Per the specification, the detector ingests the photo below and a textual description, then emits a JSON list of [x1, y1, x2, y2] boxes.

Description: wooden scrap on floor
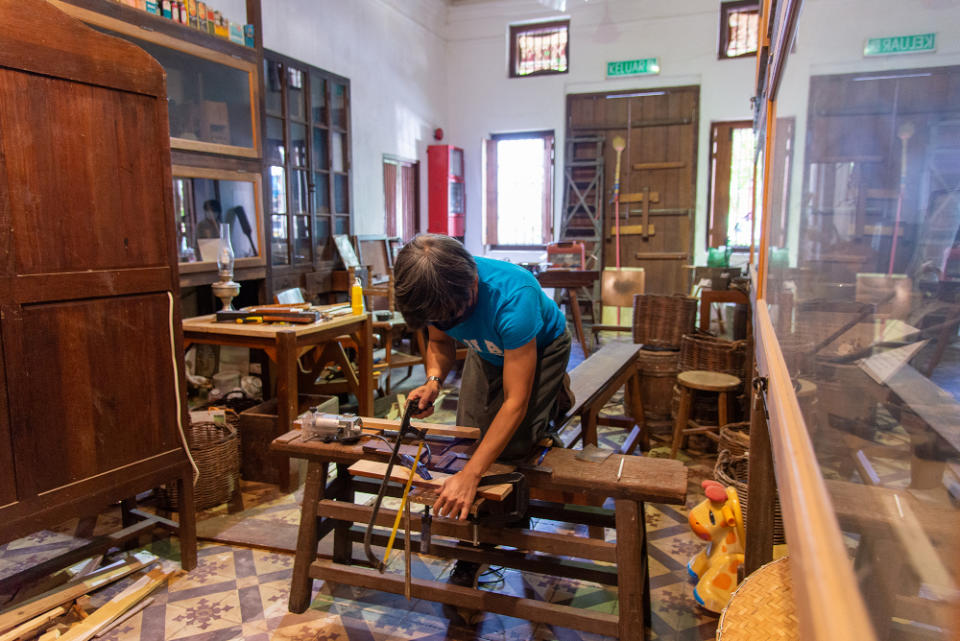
[[0, 553, 156, 635], [92, 597, 153, 639], [0, 605, 68, 641], [59, 569, 167, 641], [347, 460, 512, 501]]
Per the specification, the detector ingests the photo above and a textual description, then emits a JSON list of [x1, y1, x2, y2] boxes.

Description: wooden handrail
[[753, 304, 876, 641]]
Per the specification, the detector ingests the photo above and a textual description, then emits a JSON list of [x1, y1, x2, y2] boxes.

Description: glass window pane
[[92, 26, 254, 148], [313, 128, 329, 170], [332, 83, 347, 129], [290, 123, 307, 167], [513, 21, 568, 76], [314, 172, 330, 213], [451, 148, 464, 179], [269, 166, 286, 214], [287, 67, 305, 121], [271, 214, 288, 265], [290, 169, 308, 214], [334, 215, 349, 235], [315, 215, 331, 253], [334, 173, 349, 213], [293, 215, 311, 263], [310, 73, 327, 124], [331, 132, 346, 172], [266, 117, 285, 165], [173, 176, 260, 263], [264, 60, 283, 116]]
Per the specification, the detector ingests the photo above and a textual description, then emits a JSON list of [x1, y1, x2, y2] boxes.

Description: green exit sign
[[864, 33, 936, 56], [607, 58, 660, 78]]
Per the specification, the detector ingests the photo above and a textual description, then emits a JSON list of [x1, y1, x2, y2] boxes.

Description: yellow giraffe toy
[[687, 479, 745, 612]]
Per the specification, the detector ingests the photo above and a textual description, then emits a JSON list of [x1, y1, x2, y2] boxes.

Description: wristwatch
[[426, 375, 442, 385]]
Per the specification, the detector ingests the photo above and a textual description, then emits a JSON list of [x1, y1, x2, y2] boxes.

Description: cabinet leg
[[176, 472, 197, 571]]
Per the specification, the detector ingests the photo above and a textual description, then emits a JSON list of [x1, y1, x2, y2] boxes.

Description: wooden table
[[182, 313, 374, 490], [271, 428, 686, 640], [537, 269, 599, 356]]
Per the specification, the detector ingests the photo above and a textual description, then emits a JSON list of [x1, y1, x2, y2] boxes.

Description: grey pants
[[456, 328, 572, 462]]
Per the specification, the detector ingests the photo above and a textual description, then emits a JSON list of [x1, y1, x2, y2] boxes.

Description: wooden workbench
[[271, 428, 686, 640], [183, 312, 374, 490]]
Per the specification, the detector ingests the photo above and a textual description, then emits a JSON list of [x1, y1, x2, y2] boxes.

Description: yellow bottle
[[351, 278, 364, 315]]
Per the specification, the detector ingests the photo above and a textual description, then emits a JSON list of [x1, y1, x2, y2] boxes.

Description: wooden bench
[[561, 341, 646, 453], [271, 428, 686, 641]]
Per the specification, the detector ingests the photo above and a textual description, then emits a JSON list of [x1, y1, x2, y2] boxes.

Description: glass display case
[[754, 1, 960, 640], [173, 167, 265, 280], [263, 50, 352, 287], [56, 2, 259, 158]]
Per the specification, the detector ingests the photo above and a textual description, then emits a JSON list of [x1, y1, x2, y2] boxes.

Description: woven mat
[[717, 557, 799, 641]]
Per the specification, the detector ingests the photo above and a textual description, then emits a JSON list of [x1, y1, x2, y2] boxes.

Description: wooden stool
[[670, 370, 741, 458]]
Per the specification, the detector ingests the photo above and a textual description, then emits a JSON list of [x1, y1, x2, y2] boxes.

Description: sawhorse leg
[[333, 463, 355, 564], [616, 499, 649, 641], [290, 461, 328, 613]]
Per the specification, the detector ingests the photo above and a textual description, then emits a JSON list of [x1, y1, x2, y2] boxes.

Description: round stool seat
[[677, 370, 741, 392]]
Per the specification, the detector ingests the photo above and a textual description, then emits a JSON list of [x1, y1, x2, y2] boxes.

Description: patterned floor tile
[[165, 591, 243, 639]]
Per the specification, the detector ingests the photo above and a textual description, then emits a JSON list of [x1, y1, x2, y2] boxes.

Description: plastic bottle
[[351, 278, 364, 315]]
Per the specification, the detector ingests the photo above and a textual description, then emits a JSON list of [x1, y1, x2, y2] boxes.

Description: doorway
[[565, 86, 700, 294], [383, 156, 419, 241]]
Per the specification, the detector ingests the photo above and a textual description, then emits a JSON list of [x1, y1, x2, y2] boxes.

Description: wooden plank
[[619, 192, 659, 204], [346, 460, 512, 501], [0, 606, 68, 641], [310, 559, 619, 637], [619, 224, 655, 236], [543, 449, 686, 505], [0, 554, 154, 635], [633, 252, 688, 260], [359, 417, 481, 440], [58, 568, 166, 641], [632, 161, 686, 170]]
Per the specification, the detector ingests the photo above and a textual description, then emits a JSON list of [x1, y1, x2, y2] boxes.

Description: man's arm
[[408, 325, 458, 418], [433, 338, 537, 520]]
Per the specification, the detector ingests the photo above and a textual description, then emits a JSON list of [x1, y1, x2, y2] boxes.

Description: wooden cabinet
[[262, 50, 353, 301], [0, 0, 196, 566]]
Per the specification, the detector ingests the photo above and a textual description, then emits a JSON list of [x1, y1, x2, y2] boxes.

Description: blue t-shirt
[[442, 257, 566, 366]]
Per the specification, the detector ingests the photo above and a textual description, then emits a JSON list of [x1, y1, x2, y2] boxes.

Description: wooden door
[[383, 157, 419, 241], [568, 87, 699, 294]]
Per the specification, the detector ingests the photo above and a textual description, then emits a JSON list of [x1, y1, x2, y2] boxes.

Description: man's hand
[[407, 379, 440, 418], [434, 469, 481, 520]]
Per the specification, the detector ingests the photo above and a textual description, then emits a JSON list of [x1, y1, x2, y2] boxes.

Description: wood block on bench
[[561, 342, 645, 452]]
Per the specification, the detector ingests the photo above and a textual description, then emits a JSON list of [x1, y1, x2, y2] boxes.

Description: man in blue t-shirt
[[394, 234, 571, 526]]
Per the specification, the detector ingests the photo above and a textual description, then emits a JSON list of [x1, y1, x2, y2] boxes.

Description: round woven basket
[[158, 412, 241, 511], [632, 294, 697, 349], [719, 422, 750, 457], [714, 450, 785, 545], [717, 557, 798, 641]]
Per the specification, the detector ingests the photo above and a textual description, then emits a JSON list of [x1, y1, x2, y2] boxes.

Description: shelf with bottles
[[52, 0, 260, 159], [174, 166, 266, 287]]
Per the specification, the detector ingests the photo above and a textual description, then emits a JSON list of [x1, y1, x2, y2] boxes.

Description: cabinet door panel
[[6, 294, 180, 495], [0, 70, 169, 275]]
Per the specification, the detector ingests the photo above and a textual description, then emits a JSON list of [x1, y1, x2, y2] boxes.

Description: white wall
[[444, 0, 757, 263], [259, 0, 448, 235]]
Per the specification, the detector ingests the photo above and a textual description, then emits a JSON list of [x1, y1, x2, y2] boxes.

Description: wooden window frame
[[509, 19, 570, 79], [485, 131, 555, 248], [719, 0, 760, 60], [707, 120, 755, 250]]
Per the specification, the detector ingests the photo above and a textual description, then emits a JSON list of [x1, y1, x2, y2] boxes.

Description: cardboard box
[[199, 100, 230, 145]]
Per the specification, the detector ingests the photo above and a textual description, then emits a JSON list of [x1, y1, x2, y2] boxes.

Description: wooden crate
[[239, 394, 338, 485]]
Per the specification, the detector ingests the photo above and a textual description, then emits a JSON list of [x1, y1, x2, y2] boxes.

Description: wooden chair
[[590, 267, 645, 347]]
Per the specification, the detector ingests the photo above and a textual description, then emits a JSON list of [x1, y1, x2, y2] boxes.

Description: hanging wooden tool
[[611, 136, 626, 269], [888, 121, 914, 275]]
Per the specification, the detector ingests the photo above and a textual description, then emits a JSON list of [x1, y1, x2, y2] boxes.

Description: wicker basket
[[632, 294, 697, 349], [719, 422, 750, 457], [158, 412, 241, 511], [679, 332, 747, 378], [714, 450, 785, 545], [717, 557, 797, 641]]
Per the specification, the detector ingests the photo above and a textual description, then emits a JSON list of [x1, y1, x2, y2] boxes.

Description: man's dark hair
[[394, 234, 477, 330]]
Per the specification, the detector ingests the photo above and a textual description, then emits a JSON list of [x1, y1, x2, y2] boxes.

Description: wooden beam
[[634, 252, 689, 260], [0, 606, 68, 641], [310, 559, 619, 637], [346, 460, 512, 501], [618, 224, 655, 236], [619, 192, 660, 204], [632, 161, 686, 170], [359, 417, 481, 439]]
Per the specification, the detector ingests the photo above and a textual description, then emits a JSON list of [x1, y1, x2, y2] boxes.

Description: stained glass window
[[509, 20, 569, 78], [720, 1, 760, 59]]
